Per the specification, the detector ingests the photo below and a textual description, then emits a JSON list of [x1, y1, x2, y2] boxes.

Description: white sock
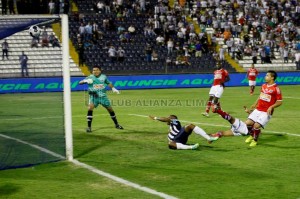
[[176, 143, 192, 150], [193, 126, 210, 140]]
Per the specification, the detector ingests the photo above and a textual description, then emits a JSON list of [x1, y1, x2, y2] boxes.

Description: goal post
[[0, 14, 73, 164], [61, 14, 73, 161]]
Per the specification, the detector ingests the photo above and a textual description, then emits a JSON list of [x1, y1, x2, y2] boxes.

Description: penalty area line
[[0, 133, 178, 199], [128, 114, 300, 137]]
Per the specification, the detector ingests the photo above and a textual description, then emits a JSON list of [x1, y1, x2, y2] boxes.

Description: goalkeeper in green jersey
[[79, 65, 123, 132]]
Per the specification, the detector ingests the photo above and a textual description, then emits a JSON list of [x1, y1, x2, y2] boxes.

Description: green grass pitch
[[1, 85, 300, 199]]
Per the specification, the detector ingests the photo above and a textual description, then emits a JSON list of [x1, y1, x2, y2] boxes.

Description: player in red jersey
[[247, 64, 259, 95], [211, 70, 282, 147], [202, 63, 230, 117]]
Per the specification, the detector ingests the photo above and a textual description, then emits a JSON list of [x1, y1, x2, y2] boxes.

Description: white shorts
[[230, 118, 249, 136], [248, 109, 271, 128], [209, 85, 224, 98], [248, 80, 256, 86]]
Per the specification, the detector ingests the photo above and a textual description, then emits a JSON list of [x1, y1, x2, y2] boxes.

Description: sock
[[216, 101, 221, 110], [205, 101, 212, 113], [216, 109, 232, 121], [193, 126, 211, 140], [252, 128, 261, 141], [109, 111, 118, 125], [247, 126, 253, 135], [176, 143, 193, 150], [87, 110, 93, 128], [213, 131, 223, 138]]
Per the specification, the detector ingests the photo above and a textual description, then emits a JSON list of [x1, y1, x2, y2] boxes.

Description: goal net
[[0, 15, 73, 170]]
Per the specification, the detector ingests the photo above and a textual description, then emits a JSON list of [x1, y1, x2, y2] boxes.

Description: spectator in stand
[[19, 51, 29, 77], [48, 33, 55, 45], [295, 51, 300, 70], [2, 0, 7, 14], [52, 37, 61, 48], [145, 44, 153, 62], [124, 31, 132, 42], [63, 0, 70, 14], [117, 25, 125, 34], [283, 47, 289, 63], [152, 50, 158, 61], [156, 35, 165, 46], [167, 38, 174, 56], [108, 46, 117, 62], [96, 1, 104, 13], [78, 23, 85, 40], [223, 29, 231, 43], [252, 48, 258, 64], [31, 38, 39, 48], [8, 0, 15, 14], [219, 46, 225, 63], [77, 41, 85, 67], [119, 33, 126, 42], [259, 47, 266, 64], [2, 39, 9, 60], [195, 41, 202, 58], [41, 27, 49, 47], [117, 47, 125, 62], [128, 25, 136, 35], [85, 22, 93, 41]]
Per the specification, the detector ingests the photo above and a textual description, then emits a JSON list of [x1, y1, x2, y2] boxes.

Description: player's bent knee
[[168, 142, 177, 150]]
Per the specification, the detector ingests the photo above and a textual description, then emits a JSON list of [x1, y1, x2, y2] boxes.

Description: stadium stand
[[1, 0, 299, 77], [68, 0, 235, 75], [0, 28, 82, 78]]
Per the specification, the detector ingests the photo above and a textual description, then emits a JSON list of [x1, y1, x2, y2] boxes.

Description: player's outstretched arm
[[149, 115, 170, 123], [108, 83, 120, 94], [79, 78, 93, 85]]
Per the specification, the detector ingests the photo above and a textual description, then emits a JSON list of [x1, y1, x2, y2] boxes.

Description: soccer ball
[[29, 25, 41, 37]]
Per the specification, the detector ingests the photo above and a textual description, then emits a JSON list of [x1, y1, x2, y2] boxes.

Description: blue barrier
[[0, 72, 299, 93]]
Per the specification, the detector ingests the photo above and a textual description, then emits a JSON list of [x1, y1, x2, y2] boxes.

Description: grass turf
[[1, 85, 300, 199]]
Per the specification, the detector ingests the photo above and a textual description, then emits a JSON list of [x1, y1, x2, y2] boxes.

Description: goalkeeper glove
[[112, 87, 120, 94]]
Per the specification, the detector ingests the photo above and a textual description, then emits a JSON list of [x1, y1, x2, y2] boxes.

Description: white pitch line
[[128, 114, 300, 137], [0, 134, 178, 199], [71, 159, 178, 199], [284, 96, 300, 100]]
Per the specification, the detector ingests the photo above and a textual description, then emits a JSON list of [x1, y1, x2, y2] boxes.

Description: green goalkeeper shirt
[[86, 74, 111, 97]]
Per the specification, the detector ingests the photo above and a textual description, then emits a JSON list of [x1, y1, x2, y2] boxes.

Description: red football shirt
[[247, 68, 259, 81], [257, 83, 282, 112], [213, 69, 229, 86]]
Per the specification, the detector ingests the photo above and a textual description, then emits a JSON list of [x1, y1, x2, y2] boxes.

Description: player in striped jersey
[[149, 115, 219, 150]]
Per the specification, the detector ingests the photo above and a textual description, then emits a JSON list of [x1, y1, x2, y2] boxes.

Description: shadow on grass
[[259, 134, 300, 149], [0, 183, 20, 196]]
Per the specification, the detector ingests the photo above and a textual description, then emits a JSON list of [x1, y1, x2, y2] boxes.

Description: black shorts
[[173, 127, 192, 144]]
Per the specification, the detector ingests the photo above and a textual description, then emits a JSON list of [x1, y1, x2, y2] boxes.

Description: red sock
[[247, 126, 253, 136], [205, 101, 212, 113], [216, 109, 231, 121], [252, 128, 261, 141], [212, 131, 223, 138], [216, 102, 221, 110]]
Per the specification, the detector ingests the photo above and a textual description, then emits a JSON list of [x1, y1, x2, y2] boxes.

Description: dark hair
[[169, 115, 178, 119], [267, 70, 277, 81], [93, 65, 102, 70]]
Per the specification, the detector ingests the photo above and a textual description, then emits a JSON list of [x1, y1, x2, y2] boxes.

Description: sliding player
[[149, 115, 219, 150]]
